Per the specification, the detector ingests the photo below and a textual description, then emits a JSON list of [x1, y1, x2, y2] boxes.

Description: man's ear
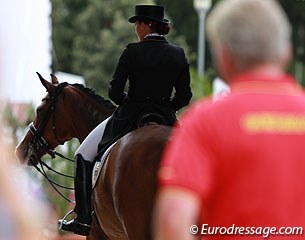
[[212, 44, 235, 83], [281, 44, 292, 70]]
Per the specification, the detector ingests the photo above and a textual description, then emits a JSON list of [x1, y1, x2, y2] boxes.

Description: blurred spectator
[[0, 120, 50, 240], [154, 0, 305, 240]]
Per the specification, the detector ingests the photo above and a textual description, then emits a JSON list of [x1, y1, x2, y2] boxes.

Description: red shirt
[[159, 73, 305, 239]]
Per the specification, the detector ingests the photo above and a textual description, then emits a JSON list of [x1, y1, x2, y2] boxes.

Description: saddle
[[137, 112, 168, 127]]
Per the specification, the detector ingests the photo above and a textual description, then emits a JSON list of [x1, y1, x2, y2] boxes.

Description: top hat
[[128, 5, 170, 24]]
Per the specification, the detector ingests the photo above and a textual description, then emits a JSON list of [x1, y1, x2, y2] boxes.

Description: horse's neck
[[68, 90, 114, 143], [77, 107, 109, 143]]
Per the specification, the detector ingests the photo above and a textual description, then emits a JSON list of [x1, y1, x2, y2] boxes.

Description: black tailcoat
[[97, 35, 192, 154]]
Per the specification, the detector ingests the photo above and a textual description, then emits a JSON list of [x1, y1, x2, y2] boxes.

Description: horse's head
[[15, 73, 69, 165], [15, 73, 115, 166]]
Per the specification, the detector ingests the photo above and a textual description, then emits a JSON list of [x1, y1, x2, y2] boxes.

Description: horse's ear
[[36, 72, 55, 93], [50, 73, 59, 84]]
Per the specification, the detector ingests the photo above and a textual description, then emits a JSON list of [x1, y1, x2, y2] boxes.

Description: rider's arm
[[108, 46, 129, 105], [171, 49, 192, 111]]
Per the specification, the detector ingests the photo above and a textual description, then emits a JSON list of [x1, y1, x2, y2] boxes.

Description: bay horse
[[15, 73, 172, 240]]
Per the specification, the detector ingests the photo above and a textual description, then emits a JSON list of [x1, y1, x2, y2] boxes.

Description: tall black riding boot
[[58, 154, 93, 236]]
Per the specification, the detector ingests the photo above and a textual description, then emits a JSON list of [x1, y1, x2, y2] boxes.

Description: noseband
[[28, 82, 68, 160]]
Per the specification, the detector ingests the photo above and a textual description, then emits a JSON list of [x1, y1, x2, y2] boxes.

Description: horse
[[15, 73, 172, 240]]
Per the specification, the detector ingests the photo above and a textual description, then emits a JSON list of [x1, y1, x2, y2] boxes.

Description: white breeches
[[75, 117, 110, 162]]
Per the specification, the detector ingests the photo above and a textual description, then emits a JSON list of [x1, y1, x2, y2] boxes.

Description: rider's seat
[[137, 113, 168, 128]]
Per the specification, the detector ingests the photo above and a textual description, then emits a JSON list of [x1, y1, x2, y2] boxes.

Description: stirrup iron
[[58, 210, 74, 229]]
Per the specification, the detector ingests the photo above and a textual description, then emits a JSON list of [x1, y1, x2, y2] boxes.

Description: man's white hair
[[206, 0, 291, 68]]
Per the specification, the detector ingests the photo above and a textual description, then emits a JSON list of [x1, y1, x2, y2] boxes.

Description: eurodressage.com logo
[[189, 224, 304, 238]]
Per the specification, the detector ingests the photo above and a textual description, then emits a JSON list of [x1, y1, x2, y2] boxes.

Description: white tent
[[0, 0, 52, 106]]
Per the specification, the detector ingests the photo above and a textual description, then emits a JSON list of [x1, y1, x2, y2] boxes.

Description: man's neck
[[228, 64, 285, 83]]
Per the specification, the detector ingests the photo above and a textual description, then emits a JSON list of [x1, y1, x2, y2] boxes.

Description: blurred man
[[154, 0, 305, 239]]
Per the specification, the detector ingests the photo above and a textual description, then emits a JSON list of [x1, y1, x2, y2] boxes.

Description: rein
[[29, 123, 74, 162], [28, 82, 75, 203], [32, 161, 75, 203]]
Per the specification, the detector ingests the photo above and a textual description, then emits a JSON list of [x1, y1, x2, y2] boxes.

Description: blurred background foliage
[[52, 0, 305, 99], [3, 0, 305, 230], [51, 0, 195, 80], [51, 0, 196, 97]]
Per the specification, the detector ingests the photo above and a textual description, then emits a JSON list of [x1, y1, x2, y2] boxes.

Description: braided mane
[[71, 83, 116, 111]]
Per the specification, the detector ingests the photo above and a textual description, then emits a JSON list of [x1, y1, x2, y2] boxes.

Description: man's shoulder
[[180, 95, 242, 125], [180, 98, 218, 123], [187, 96, 232, 114]]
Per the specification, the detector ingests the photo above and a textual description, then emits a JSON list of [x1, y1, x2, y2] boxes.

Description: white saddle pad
[[92, 142, 116, 188]]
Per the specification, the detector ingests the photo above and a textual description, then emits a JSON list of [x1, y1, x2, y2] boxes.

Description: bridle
[[28, 82, 69, 160], [27, 82, 75, 203]]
